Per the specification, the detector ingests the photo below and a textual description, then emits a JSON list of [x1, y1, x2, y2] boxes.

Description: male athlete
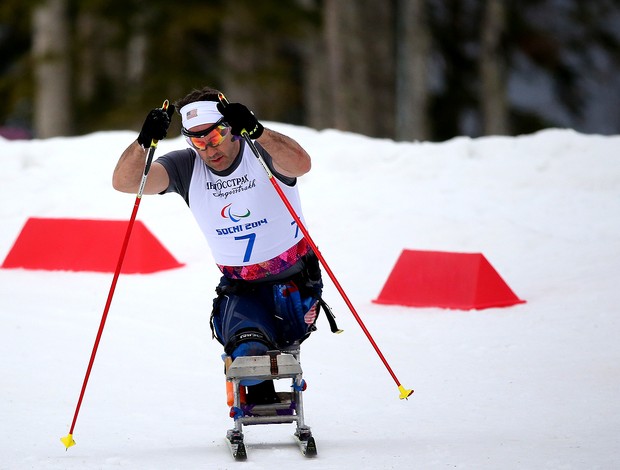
[[113, 86, 325, 404]]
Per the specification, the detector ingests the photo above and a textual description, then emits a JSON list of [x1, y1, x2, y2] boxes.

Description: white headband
[[180, 100, 223, 130]]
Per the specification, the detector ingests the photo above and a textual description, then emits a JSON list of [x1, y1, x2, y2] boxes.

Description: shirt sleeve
[[155, 148, 196, 205]]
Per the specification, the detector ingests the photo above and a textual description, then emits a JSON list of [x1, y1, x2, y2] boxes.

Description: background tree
[[480, 0, 508, 135], [1, 0, 620, 141], [0, 0, 33, 136], [395, 0, 431, 141], [322, 0, 374, 136], [32, 0, 72, 138], [218, 0, 316, 125]]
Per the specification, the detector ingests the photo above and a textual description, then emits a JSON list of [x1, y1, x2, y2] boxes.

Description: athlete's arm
[[255, 128, 311, 178], [112, 141, 170, 194]]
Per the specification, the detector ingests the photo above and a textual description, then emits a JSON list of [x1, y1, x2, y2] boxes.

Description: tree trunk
[[395, 0, 430, 141], [323, 0, 348, 131], [32, 0, 72, 138], [364, 0, 396, 138], [323, 0, 373, 136], [480, 0, 508, 135]]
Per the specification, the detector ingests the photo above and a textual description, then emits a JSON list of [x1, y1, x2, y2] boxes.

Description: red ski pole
[[218, 94, 413, 400], [61, 100, 170, 450]]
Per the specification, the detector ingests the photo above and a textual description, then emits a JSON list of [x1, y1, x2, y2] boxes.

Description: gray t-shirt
[[156, 141, 295, 206]]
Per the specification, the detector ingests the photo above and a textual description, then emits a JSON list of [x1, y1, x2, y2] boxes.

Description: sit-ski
[[224, 343, 316, 460]]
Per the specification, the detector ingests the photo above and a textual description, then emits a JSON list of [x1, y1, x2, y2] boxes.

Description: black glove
[[216, 102, 264, 139], [137, 104, 175, 148]]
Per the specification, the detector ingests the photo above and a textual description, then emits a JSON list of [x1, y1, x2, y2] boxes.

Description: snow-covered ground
[[1, 126, 619, 469]]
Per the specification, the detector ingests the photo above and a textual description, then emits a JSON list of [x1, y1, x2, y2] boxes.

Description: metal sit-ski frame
[[224, 343, 316, 460]]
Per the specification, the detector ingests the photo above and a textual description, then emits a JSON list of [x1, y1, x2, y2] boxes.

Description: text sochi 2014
[[215, 218, 268, 235]]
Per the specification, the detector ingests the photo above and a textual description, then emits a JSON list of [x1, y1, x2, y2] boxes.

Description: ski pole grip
[[217, 93, 250, 138], [149, 99, 169, 148], [144, 99, 169, 176], [218, 93, 229, 108]]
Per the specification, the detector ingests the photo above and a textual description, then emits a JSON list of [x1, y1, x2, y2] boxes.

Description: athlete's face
[[188, 122, 240, 172]]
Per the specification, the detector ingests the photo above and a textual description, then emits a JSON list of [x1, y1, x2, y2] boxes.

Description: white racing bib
[[188, 144, 306, 270]]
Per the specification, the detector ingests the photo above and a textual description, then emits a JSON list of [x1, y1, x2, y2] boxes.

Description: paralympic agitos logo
[[220, 203, 251, 222], [215, 203, 268, 237]]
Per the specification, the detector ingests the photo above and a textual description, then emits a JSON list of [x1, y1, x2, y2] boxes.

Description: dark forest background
[[1, 0, 619, 142]]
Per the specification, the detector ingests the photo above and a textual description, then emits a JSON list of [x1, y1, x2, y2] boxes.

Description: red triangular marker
[[373, 249, 525, 310], [2, 217, 184, 274]]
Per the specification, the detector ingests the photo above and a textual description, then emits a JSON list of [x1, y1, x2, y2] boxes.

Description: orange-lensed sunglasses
[[182, 118, 230, 150]]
